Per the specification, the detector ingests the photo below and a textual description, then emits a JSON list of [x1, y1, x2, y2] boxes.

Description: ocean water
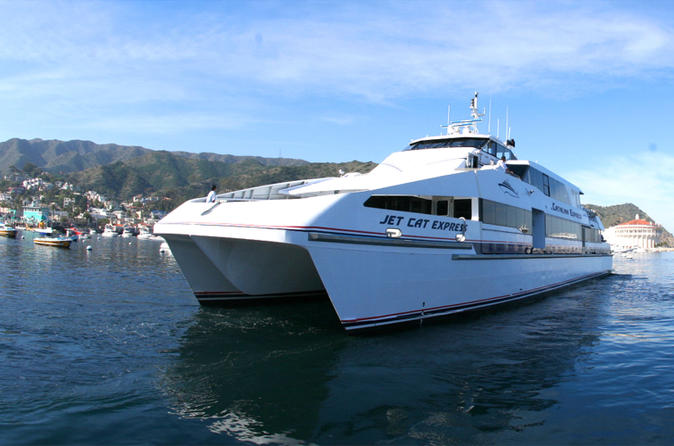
[[1, 233, 673, 445]]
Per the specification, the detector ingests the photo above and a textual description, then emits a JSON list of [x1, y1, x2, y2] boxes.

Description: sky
[[1, 0, 674, 230]]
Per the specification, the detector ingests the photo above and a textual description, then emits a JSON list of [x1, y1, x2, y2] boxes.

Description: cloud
[[2, 0, 673, 105], [567, 151, 674, 231], [82, 112, 257, 134]]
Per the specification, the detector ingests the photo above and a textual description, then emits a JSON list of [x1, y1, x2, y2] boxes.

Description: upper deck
[[406, 134, 517, 162]]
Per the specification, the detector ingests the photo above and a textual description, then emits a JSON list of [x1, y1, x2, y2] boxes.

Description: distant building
[[22, 205, 49, 224], [603, 214, 661, 250], [88, 208, 109, 221]]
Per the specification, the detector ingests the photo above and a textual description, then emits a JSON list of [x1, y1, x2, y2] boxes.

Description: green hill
[[66, 151, 376, 205], [0, 138, 149, 174], [584, 203, 655, 227], [0, 138, 309, 175], [0, 137, 375, 210]]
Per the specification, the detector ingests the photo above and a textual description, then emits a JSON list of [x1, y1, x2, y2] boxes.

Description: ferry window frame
[[365, 195, 473, 218], [542, 174, 550, 196], [363, 195, 432, 215], [436, 200, 449, 216], [582, 226, 603, 243], [507, 164, 529, 182], [487, 141, 498, 156], [545, 214, 582, 240], [529, 168, 551, 197], [495, 145, 517, 161], [453, 199, 472, 220], [479, 198, 532, 232], [549, 177, 571, 205], [408, 138, 488, 151]]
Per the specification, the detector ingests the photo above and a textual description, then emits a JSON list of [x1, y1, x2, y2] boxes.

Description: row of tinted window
[[480, 199, 532, 231], [364, 195, 432, 214], [364, 195, 472, 219], [408, 138, 516, 160], [410, 138, 487, 150], [583, 227, 603, 243], [546, 215, 582, 240], [528, 167, 572, 205]]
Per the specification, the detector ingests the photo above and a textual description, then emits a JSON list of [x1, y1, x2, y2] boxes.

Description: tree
[[22, 162, 42, 176]]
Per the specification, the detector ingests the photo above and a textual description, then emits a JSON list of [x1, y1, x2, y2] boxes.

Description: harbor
[[1, 234, 672, 444], [3, 1, 674, 444]]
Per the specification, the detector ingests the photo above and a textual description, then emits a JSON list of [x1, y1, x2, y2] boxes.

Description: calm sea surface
[[1, 233, 673, 445]]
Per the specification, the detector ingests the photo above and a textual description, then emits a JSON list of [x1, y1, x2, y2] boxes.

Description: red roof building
[[604, 214, 660, 250]]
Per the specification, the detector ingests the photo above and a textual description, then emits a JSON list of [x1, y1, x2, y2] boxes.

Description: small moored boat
[[101, 224, 119, 237], [0, 223, 17, 238], [34, 236, 73, 248]]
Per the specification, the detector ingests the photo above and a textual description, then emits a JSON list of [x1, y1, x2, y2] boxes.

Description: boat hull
[[34, 238, 72, 248], [0, 229, 17, 238], [161, 227, 612, 330], [162, 234, 325, 304], [305, 237, 612, 330]]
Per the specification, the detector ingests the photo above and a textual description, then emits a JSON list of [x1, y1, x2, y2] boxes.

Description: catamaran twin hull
[[157, 198, 611, 331], [155, 93, 613, 331]]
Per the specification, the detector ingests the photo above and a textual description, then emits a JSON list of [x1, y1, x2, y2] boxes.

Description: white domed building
[[603, 214, 661, 250]]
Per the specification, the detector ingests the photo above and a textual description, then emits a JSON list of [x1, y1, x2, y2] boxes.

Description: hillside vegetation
[[0, 138, 375, 206], [0, 138, 309, 176]]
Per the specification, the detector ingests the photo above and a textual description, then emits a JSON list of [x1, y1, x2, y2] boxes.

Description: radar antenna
[[443, 91, 485, 136]]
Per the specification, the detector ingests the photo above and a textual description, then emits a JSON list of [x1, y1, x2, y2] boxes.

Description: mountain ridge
[[0, 138, 309, 175], [0, 138, 375, 206]]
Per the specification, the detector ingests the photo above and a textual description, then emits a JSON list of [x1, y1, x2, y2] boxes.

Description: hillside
[[0, 137, 375, 210], [585, 203, 673, 247], [66, 152, 376, 204], [0, 138, 308, 175], [0, 138, 150, 174]]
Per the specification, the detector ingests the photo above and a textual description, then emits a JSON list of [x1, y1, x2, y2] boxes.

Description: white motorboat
[[137, 225, 160, 240], [155, 93, 612, 331], [101, 224, 119, 237], [121, 225, 136, 237]]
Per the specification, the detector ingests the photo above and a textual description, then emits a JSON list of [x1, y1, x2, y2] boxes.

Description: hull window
[[545, 214, 582, 240], [479, 199, 532, 231], [583, 226, 603, 243], [364, 195, 432, 215], [436, 200, 449, 216], [453, 199, 472, 220], [365, 195, 473, 218]]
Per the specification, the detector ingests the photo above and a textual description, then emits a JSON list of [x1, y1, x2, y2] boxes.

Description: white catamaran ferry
[[155, 94, 612, 331]]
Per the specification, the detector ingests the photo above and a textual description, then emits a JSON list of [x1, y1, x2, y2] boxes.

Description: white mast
[[505, 107, 509, 141]]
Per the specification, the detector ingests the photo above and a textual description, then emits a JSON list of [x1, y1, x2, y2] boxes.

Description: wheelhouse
[[407, 136, 517, 161]]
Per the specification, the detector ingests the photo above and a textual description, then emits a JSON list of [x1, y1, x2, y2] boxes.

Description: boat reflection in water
[[161, 300, 343, 443], [161, 279, 608, 444]]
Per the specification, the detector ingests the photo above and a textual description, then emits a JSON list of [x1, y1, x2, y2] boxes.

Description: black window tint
[[409, 138, 488, 150], [436, 200, 448, 216], [479, 199, 532, 230], [453, 199, 472, 219], [364, 195, 432, 215], [545, 215, 582, 239]]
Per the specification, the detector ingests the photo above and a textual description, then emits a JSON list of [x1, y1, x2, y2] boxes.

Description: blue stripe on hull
[[342, 270, 611, 331]]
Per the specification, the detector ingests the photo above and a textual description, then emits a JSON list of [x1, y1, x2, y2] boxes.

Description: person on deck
[[207, 185, 217, 203]]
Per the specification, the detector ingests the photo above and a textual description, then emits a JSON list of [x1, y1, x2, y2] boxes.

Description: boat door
[[532, 209, 546, 250]]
